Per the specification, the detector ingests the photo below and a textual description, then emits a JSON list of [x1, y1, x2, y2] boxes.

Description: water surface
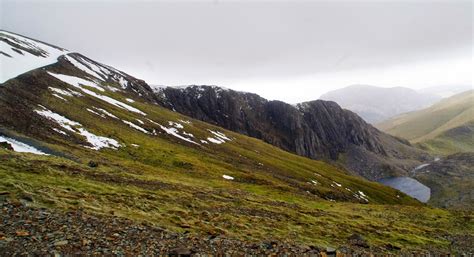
[[378, 177, 431, 202]]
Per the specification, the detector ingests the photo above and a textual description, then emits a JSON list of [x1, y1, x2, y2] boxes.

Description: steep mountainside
[[319, 85, 440, 123], [377, 90, 474, 152], [154, 85, 429, 180], [1, 30, 473, 254]]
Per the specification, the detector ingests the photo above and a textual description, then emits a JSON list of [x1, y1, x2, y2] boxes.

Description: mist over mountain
[[319, 85, 442, 123], [418, 84, 472, 98]]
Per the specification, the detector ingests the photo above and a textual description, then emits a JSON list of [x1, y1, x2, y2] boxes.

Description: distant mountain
[[377, 90, 474, 155], [319, 85, 441, 123], [154, 85, 429, 180]]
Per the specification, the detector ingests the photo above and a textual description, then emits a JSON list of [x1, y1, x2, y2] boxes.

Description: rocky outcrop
[[0, 142, 13, 151], [154, 86, 429, 179]]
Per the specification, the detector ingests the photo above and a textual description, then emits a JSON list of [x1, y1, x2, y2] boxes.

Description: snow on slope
[[64, 54, 132, 89], [0, 31, 68, 83], [0, 135, 48, 155], [47, 72, 146, 115], [35, 106, 120, 150]]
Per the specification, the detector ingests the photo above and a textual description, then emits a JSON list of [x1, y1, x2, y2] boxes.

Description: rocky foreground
[[0, 198, 471, 256]]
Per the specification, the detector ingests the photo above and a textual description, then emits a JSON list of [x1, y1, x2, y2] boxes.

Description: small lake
[[378, 177, 431, 203]]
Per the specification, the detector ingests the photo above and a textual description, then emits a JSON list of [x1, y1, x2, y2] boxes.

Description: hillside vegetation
[[0, 62, 471, 253], [1, 30, 473, 253], [377, 90, 473, 154]]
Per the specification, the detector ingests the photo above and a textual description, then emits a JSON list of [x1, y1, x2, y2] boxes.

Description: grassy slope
[[2, 150, 473, 251], [416, 121, 474, 156], [377, 91, 473, 143], [0, 66, 473, 251]]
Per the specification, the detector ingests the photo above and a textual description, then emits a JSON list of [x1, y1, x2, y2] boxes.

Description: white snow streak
[[123, 120, 149, 134], [0, 135, 47, 155], [35, 107, 120, 150], [159, 125, 199, 145], [47, 72, 146, 115], [222, 175, 234, 180]]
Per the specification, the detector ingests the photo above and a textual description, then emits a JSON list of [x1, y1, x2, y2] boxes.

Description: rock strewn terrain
[[0, 199, 376, 256], [2, 199, 472, 256]]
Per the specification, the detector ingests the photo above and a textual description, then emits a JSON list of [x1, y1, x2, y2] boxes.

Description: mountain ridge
[[154, 85, 429, 180]]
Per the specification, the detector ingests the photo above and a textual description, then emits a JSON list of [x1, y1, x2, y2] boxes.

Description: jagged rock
[[348, 233, 369, 248], [88, 161, 99, 168], [154, 86, 429, 179], [0, 141, 13, 151]]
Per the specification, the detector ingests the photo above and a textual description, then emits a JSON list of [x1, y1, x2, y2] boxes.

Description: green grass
[[1, 66, 473, 252], [1, 150, 472, 252], [416, 122, 474, 156], [377, 90, 474, 144]]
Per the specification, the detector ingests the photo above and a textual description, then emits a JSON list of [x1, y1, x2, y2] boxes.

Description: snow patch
[[35, 107, 80, 132], [159, 125, 199, 145], [354, 191, 369, 202], [49, 87, 81, 97], [64, 55, 105, 81], [92, 107, 118, 119], [208, 130, 231, 141], [125, 98, 135, 103], [47, 72, 146, 115], [48, 71, 104, 92], [168, 121, 184, 129], [87, 108, 106, 118], [207, 137, 225, 144], [35, 106, 120, 150], [123, 120, 150, 134], [182, 131, 194, 138], [52, 94, 67, 101], [178, 119, 191, 124], [222, 175, 234, 180], [52, 128, 68, 136], [0, 135, 48, 155]]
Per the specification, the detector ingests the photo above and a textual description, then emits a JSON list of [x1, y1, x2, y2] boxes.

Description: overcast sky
[[1, 0, 472, 103]]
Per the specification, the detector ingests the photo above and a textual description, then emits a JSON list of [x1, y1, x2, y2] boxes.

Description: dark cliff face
[[154, 86, 428, 179], [296, 101, 387, 159]]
